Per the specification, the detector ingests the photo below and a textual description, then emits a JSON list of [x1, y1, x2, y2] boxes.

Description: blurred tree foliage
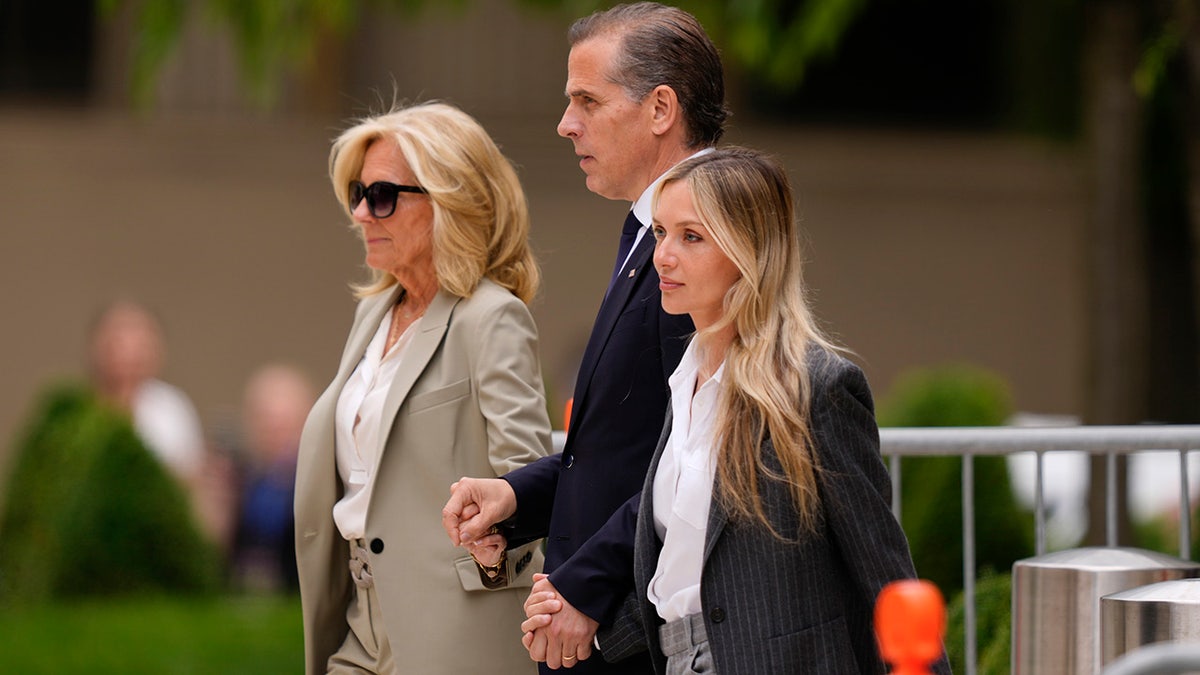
[[0, 384, 221, 604], [99, 0, 872, 108], [876, 365, 1034, 597], [98, 0, 359, 108]]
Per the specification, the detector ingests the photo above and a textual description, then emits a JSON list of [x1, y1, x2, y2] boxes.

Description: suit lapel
[[373, 288, 459, 469], [638, 409, 673, 576], [570, 233, 656, 426], [306, 285, 401, 464], [335, 285, 404, 389], [294, 285, 401, 538], [703, 483, 729, 565]]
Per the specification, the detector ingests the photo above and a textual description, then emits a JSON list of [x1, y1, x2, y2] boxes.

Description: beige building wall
[[0, 1, 1085, 478]]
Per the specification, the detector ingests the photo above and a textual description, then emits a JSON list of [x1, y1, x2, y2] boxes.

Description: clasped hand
[[442, 476, 518, 566], [442, 478, 598, 668], [521, 573, 599, 669]]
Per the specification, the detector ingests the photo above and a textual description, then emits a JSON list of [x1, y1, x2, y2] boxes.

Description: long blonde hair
[[659, 147, 835, 535], [329, 101, 540, 303]]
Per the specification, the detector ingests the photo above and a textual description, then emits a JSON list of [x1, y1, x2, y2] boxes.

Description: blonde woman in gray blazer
[[295, 102, 551, 674], [524, 148, 949, 674]]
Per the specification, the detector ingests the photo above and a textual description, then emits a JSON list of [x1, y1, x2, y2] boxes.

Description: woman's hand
[[465, 528, 507, 568], [521, 573, 596, 669]]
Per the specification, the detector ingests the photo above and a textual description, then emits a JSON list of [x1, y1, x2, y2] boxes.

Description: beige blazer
[[294, 278, 551, 674]]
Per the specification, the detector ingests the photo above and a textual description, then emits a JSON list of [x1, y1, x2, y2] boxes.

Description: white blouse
[[648, 339, 724, 622], [332, 307, 421, 540]]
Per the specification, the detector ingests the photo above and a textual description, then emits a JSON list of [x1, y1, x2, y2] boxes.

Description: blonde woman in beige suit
[[294, 102, 551, 674]]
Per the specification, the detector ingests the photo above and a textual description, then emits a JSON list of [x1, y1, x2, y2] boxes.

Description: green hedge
[[876, 365, 1034, 597], [876, 364, 1028, 674], [945, 571, 1012, 675], [0, 384, 221, 603], [0, 595, 303, 674]]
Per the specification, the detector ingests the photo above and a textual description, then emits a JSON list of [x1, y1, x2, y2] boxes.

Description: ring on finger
[[562, 654, 578, 662]]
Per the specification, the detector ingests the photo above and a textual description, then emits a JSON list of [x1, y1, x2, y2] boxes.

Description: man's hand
[[464, 530, 507, 567], [521, 574, 598, 669], [442, 477, 518, 547]]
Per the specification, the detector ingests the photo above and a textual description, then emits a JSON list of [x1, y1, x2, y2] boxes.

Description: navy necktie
[[610, 211, 642, 285]]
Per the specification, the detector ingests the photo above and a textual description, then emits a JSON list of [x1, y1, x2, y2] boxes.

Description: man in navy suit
[[442, 3, 727, 673]]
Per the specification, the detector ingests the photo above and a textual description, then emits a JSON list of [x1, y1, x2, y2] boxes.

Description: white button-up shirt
[[648, 338, 724, 622], [332, 307, 421, 540]]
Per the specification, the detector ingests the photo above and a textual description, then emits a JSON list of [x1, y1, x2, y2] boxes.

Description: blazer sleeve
[[548, 492, 640, 623], [471, 297, 552, 477], [811, 355, 951, 674], [501, 453, 561, 542], [812, 357, 913, 582], [595, 590, 647, 662]]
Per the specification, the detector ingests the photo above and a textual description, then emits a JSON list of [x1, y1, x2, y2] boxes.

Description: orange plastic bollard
[[875, 579, 946, 675]]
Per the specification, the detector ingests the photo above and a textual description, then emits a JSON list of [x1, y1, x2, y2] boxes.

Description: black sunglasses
[[349, 180, 427, 219]]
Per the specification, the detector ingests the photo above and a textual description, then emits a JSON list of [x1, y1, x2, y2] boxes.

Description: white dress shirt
[[332, 307, 421, 540], [648, 338, 724, 622]]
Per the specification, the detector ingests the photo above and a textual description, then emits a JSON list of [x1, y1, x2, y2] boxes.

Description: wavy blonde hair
[[658, 147, 835, 535], [329, 101, 539, 303]]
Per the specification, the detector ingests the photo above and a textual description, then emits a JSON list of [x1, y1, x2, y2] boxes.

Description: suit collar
[[621, 233, 655, 291], [570, 233, 657, 420], [630, 147, 716, 225], [294, 284, 459, 528], [326, 284, 461, 474], [332, 285, 405, 390], [606, 232, 654, 309], [293, 284, 403, 549], [372, 287, 459, 466]]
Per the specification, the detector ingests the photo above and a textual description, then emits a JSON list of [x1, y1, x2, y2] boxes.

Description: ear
[[648, 85, 681, 137]]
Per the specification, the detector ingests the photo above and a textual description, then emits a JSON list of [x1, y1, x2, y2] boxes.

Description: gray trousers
[[659, 613, 715, 674]]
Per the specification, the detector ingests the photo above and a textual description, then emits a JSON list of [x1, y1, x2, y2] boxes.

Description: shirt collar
[[630, 147, 715, 228], [668, 337, 726, 397]]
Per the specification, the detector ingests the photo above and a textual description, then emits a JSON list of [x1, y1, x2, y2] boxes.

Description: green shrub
[[0, 384, 220, 603], [877, 364, 1013, 428], [877, 365, 1034, 595], [945, 569, 1011, 675]]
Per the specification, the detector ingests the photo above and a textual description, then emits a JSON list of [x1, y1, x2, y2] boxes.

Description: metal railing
[[549, 425, 1200, 675], [882, 425, 1200, 675]]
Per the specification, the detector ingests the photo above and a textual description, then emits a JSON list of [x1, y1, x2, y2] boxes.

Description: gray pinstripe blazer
[[599, 348, 950, 674]]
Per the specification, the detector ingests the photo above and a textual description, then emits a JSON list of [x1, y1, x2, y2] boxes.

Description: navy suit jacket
[[598, 349, 952, 675], [503, 227, 694, 674]]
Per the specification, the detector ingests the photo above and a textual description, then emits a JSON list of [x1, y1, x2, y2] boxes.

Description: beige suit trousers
[[327, 540, 395, 674]]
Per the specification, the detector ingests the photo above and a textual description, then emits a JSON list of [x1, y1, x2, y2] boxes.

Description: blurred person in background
[[231, 363, 315, 593], [294, 101, 552, 674], [87, 299, 238, 547], [88, 299, 206, 485]]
